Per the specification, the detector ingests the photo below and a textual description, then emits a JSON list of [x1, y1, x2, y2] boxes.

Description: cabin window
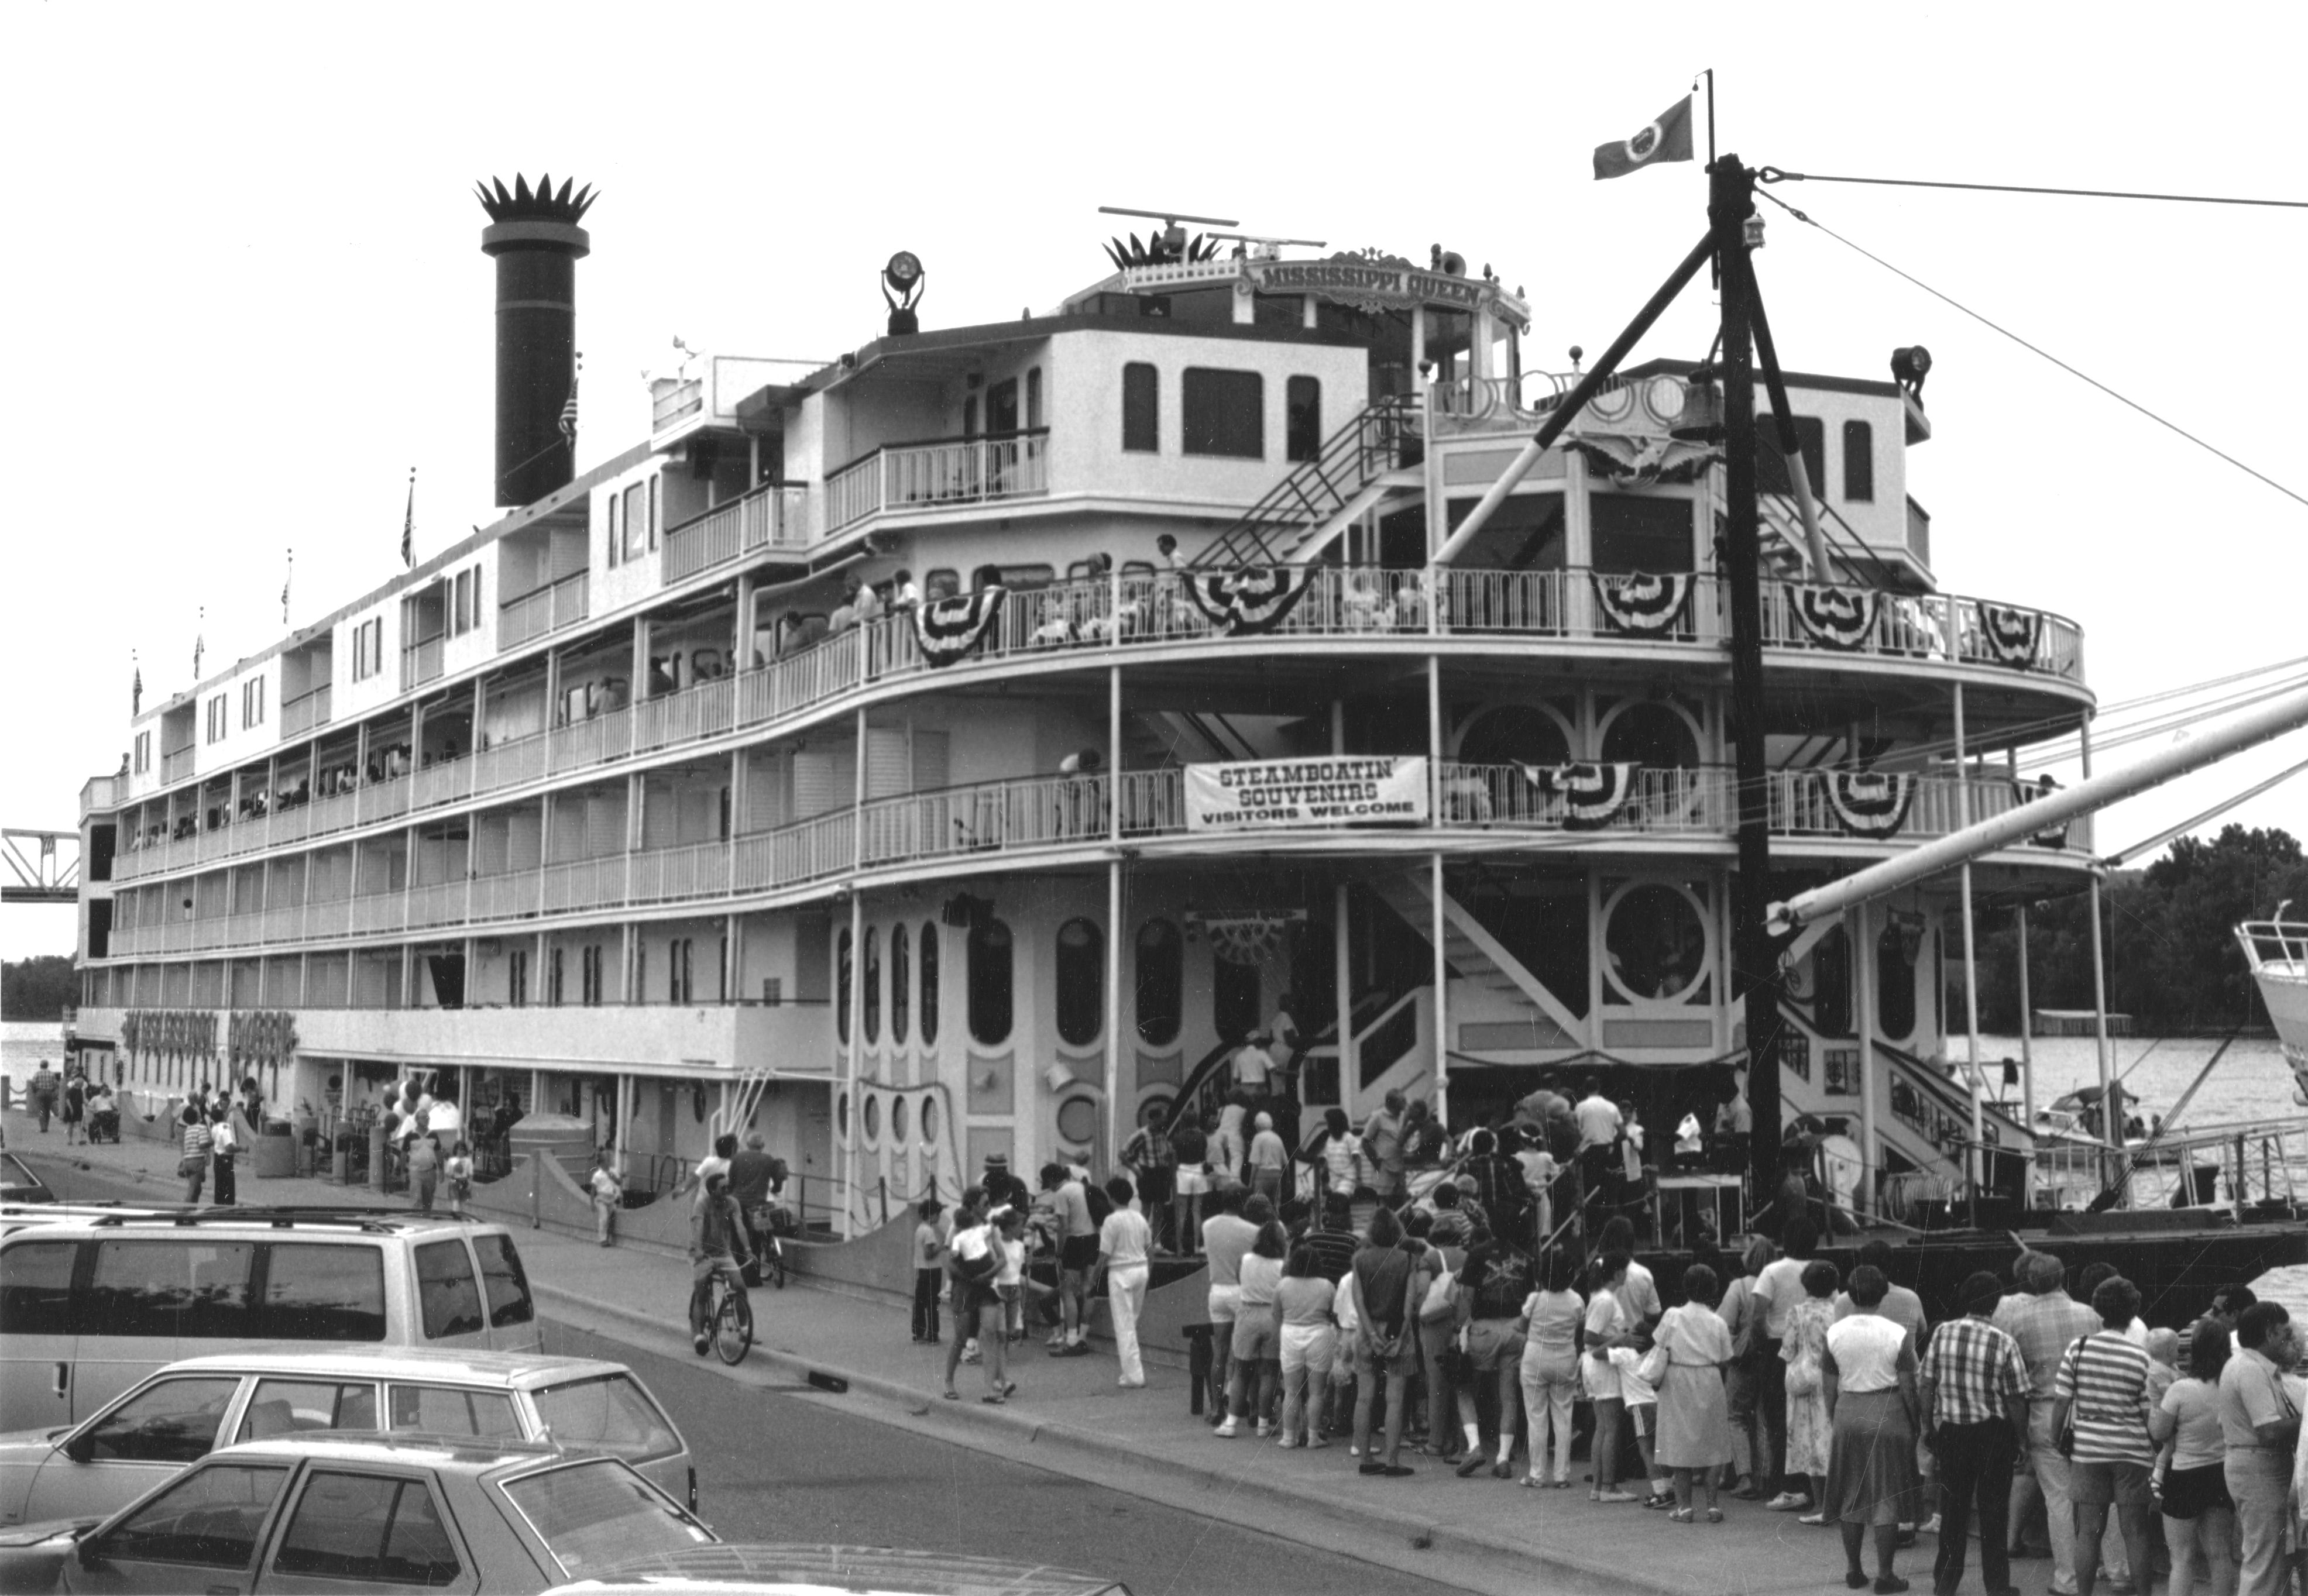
[[1055, 919, 1103, 1046], [1135, 919, 1182, 1047], [1286, 376, 1322, 462], [508, 950, 527, 1008], [1182, 368, 1263, 458], [890, 923, 911, 1045], [863, 926, 881, 1043], [963, 395, 979, 438], [968, 918, 1013, 1045], [1876, 920, 1917, 1039], [1213, 957, 1261, 1043], [668, 938, 693, 1006], [1813, 926, 1853, 1037], [241, 679, 266, 730], [1842, 419, 1875, 502], [1754, 417, 1825, 497], [606, 493, 623, 565], [1121, 363, 1158, 452], [581, 944, 603, 1006], [1026, 367, 1044, 431], [205, 696, 226, 744], [919, 921, 940, 1045], [622, 483, 648, 564], [1590, 494, 1694, 573], [647, 476, 660, 551], [135, 732, 151, 775], [548, 947, 565, 1005], [837, 927, 852, 1044], [351, 618, 384, 683]]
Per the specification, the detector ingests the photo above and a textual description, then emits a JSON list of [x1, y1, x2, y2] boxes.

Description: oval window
[[1056, 919, 1103, 1047], [921, 1093, 940, 1147], [1457, 704, 1571, 768], [1877, 920, 1918, 1040], [968, 918, 1013, 1045], [863, 927, 882, 1044], [919, 923, 940, 1046], [836, 928, 852, 1044], [891, 1095, 909, 1143], [836, 1091, 850, 1140], [1603, 883, 1708, 1003], [1056, 1093, 1099, 1146], [1134, 919, 1183, 1047], [862, 1092, 881, 1142], [890, 924, 911, 1045]]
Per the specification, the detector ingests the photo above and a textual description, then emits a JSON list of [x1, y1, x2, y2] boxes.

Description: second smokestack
[[477, 174, 594, 508]]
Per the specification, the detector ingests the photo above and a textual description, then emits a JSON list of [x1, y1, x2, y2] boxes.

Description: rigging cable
[[1750, 185, 2308, 511], [1757, 168, 2308, 212], [2097, 754, 2308, 867]]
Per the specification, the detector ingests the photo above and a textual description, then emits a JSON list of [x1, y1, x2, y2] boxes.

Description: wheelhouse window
[[1026, 366, 1044, 431], [1055, 919, 1103, 1046], [1591, 494, 1694, 573], [919, 922, 940, 1045], [1754, 416, 1825, 497], [967, 917, 1012, 1045], [1842, 419, 1875, 502], [1182, 368, 1263, 458], [1286, 376, 1322, 462], [1121, 363, 1158, 452], [1135, 919, 1182, 1046]]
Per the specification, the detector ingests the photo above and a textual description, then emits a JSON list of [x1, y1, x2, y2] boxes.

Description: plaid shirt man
[[1922, 1313, 2028, 1429]]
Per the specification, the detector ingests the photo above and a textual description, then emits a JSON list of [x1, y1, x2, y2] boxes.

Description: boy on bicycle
[[689, 1170, 754, 1355]]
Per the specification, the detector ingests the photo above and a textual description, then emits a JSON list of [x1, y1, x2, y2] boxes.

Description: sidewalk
[[5, 1108, 2053, 1596]]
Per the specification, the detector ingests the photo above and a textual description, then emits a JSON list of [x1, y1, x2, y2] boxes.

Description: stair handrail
[[1189, 396, 1415, 569]]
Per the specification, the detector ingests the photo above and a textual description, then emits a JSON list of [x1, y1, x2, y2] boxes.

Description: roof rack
[[83, 1207, 425, 1236]]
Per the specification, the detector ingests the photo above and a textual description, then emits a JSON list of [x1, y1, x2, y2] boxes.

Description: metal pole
[[1712, 156, 1780, 1206], [1854, 900, 1877, 1216], [846, 889, 864, 1236], [1427, 658, 1448, 1127], [1953, 682, 1985, 1196], [1105, 857, 1122, 1177], [2081, 717, 2118, 1171], [2016, 900, 2036, 1143], [1747, 293, 1831, 576], [1332, 701, 1354, 1106]]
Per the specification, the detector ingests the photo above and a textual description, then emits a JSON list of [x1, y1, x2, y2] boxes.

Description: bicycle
[[707, 1267, 753, 1365]]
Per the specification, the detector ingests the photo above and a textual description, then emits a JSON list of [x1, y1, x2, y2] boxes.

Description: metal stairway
[[1362, 869, 1588, 1043], [1189, 396, 1423, 569]]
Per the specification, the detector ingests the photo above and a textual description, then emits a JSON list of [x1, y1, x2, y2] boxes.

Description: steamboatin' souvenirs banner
[[1183, 756, 1428, 832]]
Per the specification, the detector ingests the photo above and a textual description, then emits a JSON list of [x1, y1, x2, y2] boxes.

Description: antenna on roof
[[1098, 204, 1239, 267]]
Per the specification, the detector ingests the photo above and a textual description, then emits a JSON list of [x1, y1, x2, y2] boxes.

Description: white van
[[0, 1209, 541, 1432]]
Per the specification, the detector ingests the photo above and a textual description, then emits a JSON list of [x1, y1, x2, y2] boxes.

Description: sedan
[[0, 1432, 717, 1594], [0, 1157, 49, 1206]]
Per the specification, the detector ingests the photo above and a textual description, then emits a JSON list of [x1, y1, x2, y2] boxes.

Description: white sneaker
[[1214, 1418, 1239, 1438], [1765, 1491, 1810, 1512], [1254, 1420, 1271, 1438]]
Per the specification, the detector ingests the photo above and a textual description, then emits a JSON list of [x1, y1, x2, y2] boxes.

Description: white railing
[[1436, 763, 1729, 834], [652, 378, 703, 431], [365, 776, 413, 825], [406, 881, 466, 928], [400, 634, 445, 692], [499, 570, 590, 650], [661, 483, 813, 583], [472, 871, 538, 922], [550, 706, 631, 774], [543, 855, 626, 914], [303, 787, 360, 839], [162, 747, 194, 784], [281, 684, 332, 737], [824, 431, 1050, 534], [351, 892, 404, 935], [264, 904, 303, 943], [633, 676, 734, 754], [734, 811, 854, 891], [413, 757, 475, 809], [475, 731, 548, 795], [630, 840, 728, 904], [304, 896, 352, 941]]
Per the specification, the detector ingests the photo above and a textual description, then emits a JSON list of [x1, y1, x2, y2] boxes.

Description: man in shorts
[[686, 1171, 753, 1356], [1045, 1163, 1100, 1356], [1360, 1091, 1407, 1202], [1201, 1188, 1259, 1421]]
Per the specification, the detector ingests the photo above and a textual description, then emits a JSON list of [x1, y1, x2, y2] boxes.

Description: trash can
[[253, 1119, 296, 1179]]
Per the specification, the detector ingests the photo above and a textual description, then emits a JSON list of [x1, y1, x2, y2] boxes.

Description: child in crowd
[[444, 1141, 475, 1216], [1610, 1343, 1672, 1508], [912, 1197, 946, 1344]]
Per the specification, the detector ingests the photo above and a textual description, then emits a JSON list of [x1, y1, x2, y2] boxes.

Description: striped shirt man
[[2055, 1330, 2155, 1465], [1920, 1313, 2027, 1429]]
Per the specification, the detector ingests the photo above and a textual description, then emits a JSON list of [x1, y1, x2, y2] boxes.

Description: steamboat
[[61, 172, 2308, 1327]]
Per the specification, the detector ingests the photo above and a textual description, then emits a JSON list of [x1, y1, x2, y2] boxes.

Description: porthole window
[[1056, 1093, 1100, 1145], [919, 923, 940, 1046], [863, 927, 881, 1044], [1603, 883, 1708, 1003], [863, 1092, 881, 1142], [1135, 919, 1183, 1047], [921, 1092, 940, 1146], [836, 927, 851, 1044], [967, 918, 1013, 1045], [890, 924, 911, 1045], [1056, 919, 1103, 1047], [891, 1095, 909, 1143]]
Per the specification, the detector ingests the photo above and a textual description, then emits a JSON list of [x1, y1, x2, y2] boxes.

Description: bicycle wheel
[[714, 1284, 753, 1365]]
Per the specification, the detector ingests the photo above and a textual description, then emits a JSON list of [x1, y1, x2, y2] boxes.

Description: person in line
[[1245, 1112, 1290, 1203], [939, 1189, 990, 1391], [1784, 1258, 1843, 1523], [1399, 1096, 1447, 1170], [1167, 1106, 1209, 1254], [588, 1146, 625, 1247], [1361, 1091, 1409, 1202], [178, 1103, 212, 1203], [1274, 1243, 1337, 1448], [1097, 1174, 1152, 1389], [1200, 1188, 1259, 1422], [1042, 1162, 1100, 1357], [911, 1196, 946, 1344], [207, 1099, 239, 1206], [1584, 1250, 1640, 1502], [1654, 1260, 1738, 1522], [1611, 1330, 1672, 1508], [987, 1207, 1032, 1391], [1216, 1219, 1288, 1437], [405, 1130, 439, 1212], [1994, 1250, 2102, 1593], [444, 1140, 475, 1216], [671, 1133, 741, 1206], [1451, 1221, 1532, 1479], [1302, 1194, 1359, 1284], [1835, 1239, 1929, 1353], [1518, 1247, 1586, 1488], [60, 1067, 86, 1146], [2149, 1320, 2237, 1596], [1917, 1270, 2028, 1596], [1232, 1030, 1276, 1100], [2218, 1301, 2300, 1596], [1720, 1235, 1777, 1498], [1756, 1217, 1823, 1509], [1823, 1264, 1924, 1592], [2055, 1276, 2158, 1596], [1119, 1101, 1179, 1254], [686, 1171, 753, 1355], [1351, 1205, 1421, 1478], [1211, 1100, 1248, 1195], [1303, 1107, 1368, 1207], [28, 1060, 60, 1133], [1572, 1075, 1623, 1208]]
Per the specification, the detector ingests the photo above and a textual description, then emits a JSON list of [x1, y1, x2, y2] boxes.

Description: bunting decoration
[[912, 586, 1007, 668], [1182, 565, 1317, 635], [1523, 762, 1642, 829], [1976, 603, 2042, 668], [1593, 571, 1691, 635], [1791, 584, 1880, 651], [1823, 770, 1917, 838]]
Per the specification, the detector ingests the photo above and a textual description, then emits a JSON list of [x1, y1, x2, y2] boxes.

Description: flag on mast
[[559, 353, 582, 450], [281, 548, 294, 625], [400, 468, 415, 568], [1593, 95, 1695, 180], [132, 656, 142, 716], [193, 608, 205, 679]]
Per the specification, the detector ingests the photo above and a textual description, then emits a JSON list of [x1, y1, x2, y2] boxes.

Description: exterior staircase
[[1189, 397, 1423, 568], [1362, 869, 1588, 1045]]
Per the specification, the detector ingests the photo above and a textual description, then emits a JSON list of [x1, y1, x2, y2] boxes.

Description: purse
[[1785, 1342, 1823, 1397], [1636, 1340, 1671, 1388], [2054, 1337, 2087, 1458]]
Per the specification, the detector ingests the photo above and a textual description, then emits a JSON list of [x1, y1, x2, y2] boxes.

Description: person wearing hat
[[1246, 1111, 1289, 1203], [981, 1151, 1029, 1217], [1232, 1030, 1276, 1099]]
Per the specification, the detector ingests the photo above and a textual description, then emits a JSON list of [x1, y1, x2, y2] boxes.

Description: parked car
[[0, 1157, 51, 1206], [0, 1346, 696, 1531], [544, 1543, 1129, 1595], [0, 1208, 542, 1432], [0, 1433, 717, 1594]]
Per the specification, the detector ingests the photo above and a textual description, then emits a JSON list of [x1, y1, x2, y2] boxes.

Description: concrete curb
[[528, 1280, 1661, 1596]]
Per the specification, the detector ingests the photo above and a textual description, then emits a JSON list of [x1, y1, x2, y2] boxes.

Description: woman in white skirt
[[1584, 1251, 1640, 1502], [1653, 1262, 1739, 1522]]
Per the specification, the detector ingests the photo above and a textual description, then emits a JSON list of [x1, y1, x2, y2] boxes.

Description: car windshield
[[502, 1459, 709, 1577], [0, 1153, 35, 1185], [530, 1374, 679, 1462]]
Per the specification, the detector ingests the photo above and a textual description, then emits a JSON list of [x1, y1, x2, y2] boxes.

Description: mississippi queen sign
[[1185, 756, 1430, 833]]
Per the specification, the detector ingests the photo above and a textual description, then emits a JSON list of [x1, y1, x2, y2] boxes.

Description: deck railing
[[161, 747, 194, 785], [549, 706, 631, 775], [661, 483, 812, 583], [633, 676, 734, 755], [498, 570, 590, 651], [824, 430, 1050, 535], [400, 634, 445, 692], [281, 685, 332, 738]]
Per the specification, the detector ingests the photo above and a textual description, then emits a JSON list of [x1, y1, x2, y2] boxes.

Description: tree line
[[2, 955, 77, 1023]]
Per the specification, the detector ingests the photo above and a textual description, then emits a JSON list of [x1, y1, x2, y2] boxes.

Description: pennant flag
[[559, 364, 581, 449], [1823, 770, 1917, 838], [132, 659, 142, 715], [1523, 762, 1643, 830], [281, 549, 294, 625], [1593, 570, 1692, 635], [913, 586, 1007, 668], [1791, 584, 1880, 651], [1594, 95, 1695, 181], [400, 468, 415, 569], [193, 610, 204, 680], [1975, 603, 2042, 669], [1182, 565, 1317, 635]]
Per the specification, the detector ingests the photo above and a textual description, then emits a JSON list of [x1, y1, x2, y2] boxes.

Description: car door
[[0, 1236, 81, 1431], [229, 1378, 380, 1447], [68, 1457, 292, 1595], [79, 1239, 257, 1420], [470, 1234, 540, 1354], [256, 1465, 476, 1595], [19, 1374, 245, 1528]]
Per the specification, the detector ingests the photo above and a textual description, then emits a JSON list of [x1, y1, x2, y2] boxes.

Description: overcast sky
[[3, 4, 2302, 962]]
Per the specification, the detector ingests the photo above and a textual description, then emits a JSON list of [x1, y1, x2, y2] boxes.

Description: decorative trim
[[1791, 585, 1879, 651], [1823, 771, 1916, 838], [1521, 762, 1640, 829], [1182, 566, 1316, 635], [912, 586, 1007, 668], [1593, 572, 1692, 635], [1976, 603, 2042, 669]]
